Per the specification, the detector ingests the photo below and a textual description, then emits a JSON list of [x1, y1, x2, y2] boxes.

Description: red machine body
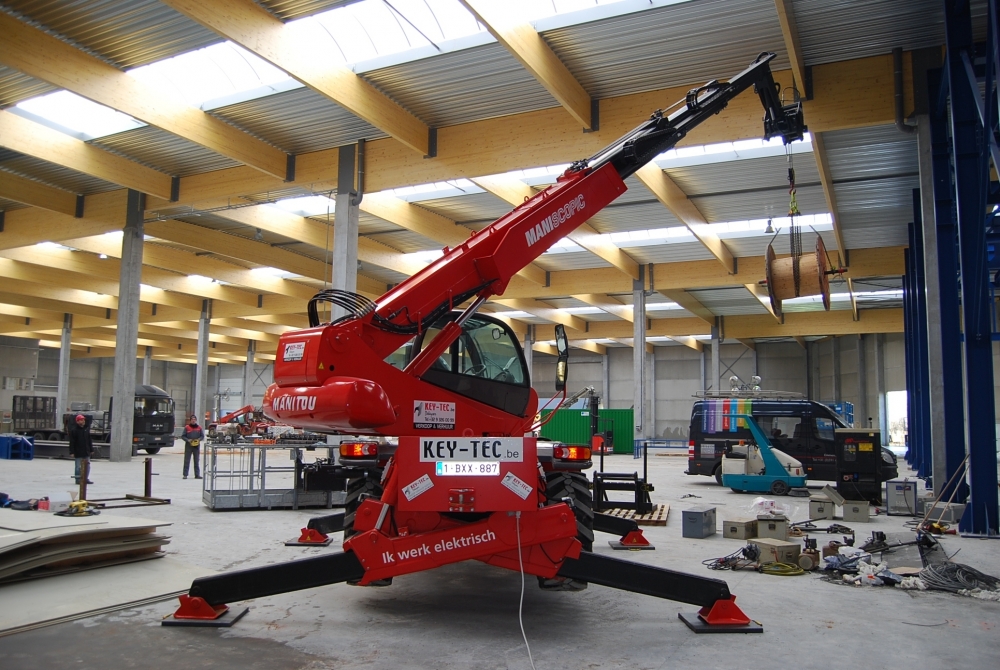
[[264, 162, 626, 437], [198, 54, 806, 630]]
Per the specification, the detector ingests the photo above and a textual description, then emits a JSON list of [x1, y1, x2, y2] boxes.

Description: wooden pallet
[[602, 504, 669, 526]]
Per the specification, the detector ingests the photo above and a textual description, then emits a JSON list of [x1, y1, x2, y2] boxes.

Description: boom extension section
[[264, 53, 803, 437]]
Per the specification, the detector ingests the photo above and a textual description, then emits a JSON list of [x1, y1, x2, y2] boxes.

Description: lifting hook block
[[171, 595, 229, 620]]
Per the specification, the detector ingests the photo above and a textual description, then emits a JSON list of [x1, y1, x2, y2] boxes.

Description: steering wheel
[[466, 364, 488, 377]]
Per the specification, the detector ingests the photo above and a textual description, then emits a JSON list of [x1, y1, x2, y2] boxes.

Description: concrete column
[[332, 144, 360, 321], [832, 336, 841, 401], [857, 335, 868, 428], [110, 190, 144, 462], [95, 358, 104, 410], [700, 347, 706, 391], [522, 325, 533, 387], [243, 340, 256, 408], [602, 353, 610, 409], [805, 342, 813, 399], [56, 313, 72, 421], [632, 267, 646, 438], [646, 350, 655, 437], [916, 116, 949, 493], [142, 346, 152, 385], [711, 328, 720, 392], [876, 333, 888, 446], [194, 300, 212, 426]]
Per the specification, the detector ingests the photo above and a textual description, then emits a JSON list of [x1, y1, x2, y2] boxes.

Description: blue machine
[[719, 414, 807, 496]]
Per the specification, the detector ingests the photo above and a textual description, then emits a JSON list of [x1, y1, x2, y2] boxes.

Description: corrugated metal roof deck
[[1, 0, 222, 69], [89, 126, 240, 177], [0, 148, 118, 194], [0, 65, 54, 108], [543, 0, 790, 99]]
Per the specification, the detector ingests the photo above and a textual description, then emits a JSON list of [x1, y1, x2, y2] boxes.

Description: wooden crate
[[604, 503, 669, 526]]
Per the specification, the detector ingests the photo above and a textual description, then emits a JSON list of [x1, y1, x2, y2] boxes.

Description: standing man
[[68, 414, 94, 484], [182, 414, 204, 479]]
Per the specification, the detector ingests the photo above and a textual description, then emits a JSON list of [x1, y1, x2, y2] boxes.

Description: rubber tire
[[713, 464, 723, 486], [343, 469, 384, 540], [33, 432, 46, 441], [49, 433, 62, 441], [538, 471, 594, 592], [770, 479, 790, 496], [544, 471, 595, 551], [144, 448, 160, 455]]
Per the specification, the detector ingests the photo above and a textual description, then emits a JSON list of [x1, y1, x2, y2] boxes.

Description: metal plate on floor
[[678, 612, 763, 634], [161, 606, 249, 627]]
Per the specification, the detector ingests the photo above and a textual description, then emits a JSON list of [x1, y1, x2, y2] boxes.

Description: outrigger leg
[[557, 552, 762, 633], [164, 547, 760, 633]]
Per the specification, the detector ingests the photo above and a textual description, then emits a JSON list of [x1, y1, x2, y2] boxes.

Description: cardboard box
[[682, 505, 717, 539], [750, 537, 801, 564], [756, 514, 789, 541], [809, 497, 833, 520], [722, 517, 758, 540], [843, 501, 870, 522]]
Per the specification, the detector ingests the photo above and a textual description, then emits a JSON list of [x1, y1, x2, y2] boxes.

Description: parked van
[[686, 395, 898, 485]]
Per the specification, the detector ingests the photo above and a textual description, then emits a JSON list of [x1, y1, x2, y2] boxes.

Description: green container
[[539, 408, 634, 454]]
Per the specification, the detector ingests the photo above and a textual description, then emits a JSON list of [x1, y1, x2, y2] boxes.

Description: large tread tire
[[144, 448, 160, 455], [343, 469, 384, 540], [539, 471, 594, 592], [713, 464, 723, 486], [544, 471, 595, 551]]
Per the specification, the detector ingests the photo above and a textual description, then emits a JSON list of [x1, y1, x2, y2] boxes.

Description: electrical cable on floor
[[758, 562, 805, 576], [515, 511, 536, 670], [918, 563, 1000, 593]]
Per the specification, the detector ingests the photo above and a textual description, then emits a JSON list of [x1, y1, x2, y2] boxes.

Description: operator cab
[[387, 312, 532, 416]]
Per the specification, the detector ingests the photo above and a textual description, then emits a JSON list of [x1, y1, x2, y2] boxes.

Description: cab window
[[815, 417, 835, 442]]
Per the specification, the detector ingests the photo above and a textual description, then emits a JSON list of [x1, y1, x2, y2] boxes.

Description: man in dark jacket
[[68, 414, 94, 484], [182, 415, 204, 479]]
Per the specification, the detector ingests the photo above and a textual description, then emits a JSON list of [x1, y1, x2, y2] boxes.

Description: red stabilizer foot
[[698, 596, 751, 626], [297, 528, 330, 544], [619, 529, 651, 546], [172, 595, 230, 620]]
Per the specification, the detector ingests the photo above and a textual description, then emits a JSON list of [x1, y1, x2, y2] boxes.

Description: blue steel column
[[927, 67, 968, 502], [911, 191, 933, 477], [902, 245, 914, 467], [945, 0, 998, 533]]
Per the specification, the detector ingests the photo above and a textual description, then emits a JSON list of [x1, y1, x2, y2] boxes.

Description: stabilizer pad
[[284, 537, 334, 547], [678, 612, 763, 634], [162, 607, 249, 628], [608, 540, 655, 550]]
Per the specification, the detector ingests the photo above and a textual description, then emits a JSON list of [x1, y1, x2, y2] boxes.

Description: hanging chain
[[787, 145, 802, 295]]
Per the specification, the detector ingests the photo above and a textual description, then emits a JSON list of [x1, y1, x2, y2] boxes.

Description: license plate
[[435, 461, 500, 476]]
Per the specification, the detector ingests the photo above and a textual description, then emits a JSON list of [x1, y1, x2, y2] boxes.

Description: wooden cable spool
[[765, 236, 831, 317]]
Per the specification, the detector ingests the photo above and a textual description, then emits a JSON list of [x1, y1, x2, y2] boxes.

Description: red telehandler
[[170, 53, 804, 633]]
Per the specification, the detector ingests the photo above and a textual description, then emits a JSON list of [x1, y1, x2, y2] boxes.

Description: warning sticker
[[402, 474, 434, 501], [501, 472, 533, 500], [413, 400, 456, 430], [859, 442, 873, 452], [283, 342, 305, 362]]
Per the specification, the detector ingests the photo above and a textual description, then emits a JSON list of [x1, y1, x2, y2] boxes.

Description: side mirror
[[554, 325, 569, 391]]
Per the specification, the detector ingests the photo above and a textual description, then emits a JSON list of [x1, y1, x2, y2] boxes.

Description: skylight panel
[[269, 195, 337, 217], [303, 0, 484, 65], [14, 91, 145, 141], [128, 42, 297, 110]]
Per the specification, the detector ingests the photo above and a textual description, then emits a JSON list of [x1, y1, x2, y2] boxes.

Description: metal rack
[[202, 442, 346, 510]]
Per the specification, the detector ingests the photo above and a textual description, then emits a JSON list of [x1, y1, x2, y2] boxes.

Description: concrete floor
[[0, 443, 998, 670]]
